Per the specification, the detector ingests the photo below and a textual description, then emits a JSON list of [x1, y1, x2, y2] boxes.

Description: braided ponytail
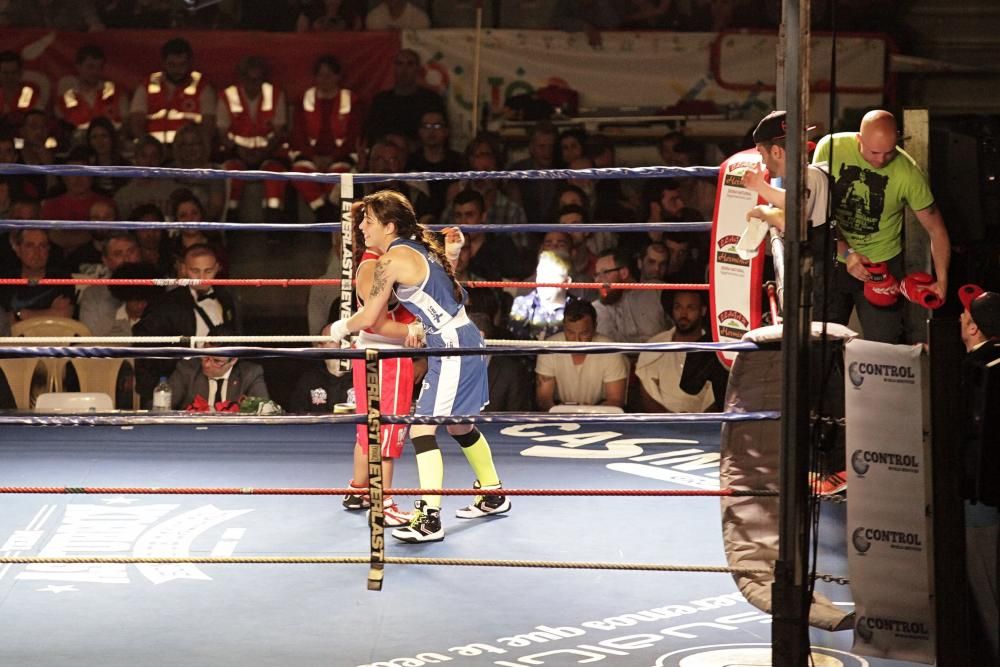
[[420, 227, 465, 303], [362, 190, 465, 303]]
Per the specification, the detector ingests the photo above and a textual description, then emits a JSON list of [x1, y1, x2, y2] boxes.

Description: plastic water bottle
[[152, 376, 172, 411]]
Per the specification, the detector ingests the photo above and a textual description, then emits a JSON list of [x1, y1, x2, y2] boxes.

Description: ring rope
[[0, 341, 761, 359], [0, 411, 779, 427], [0, 277, 710, 292], [0, 163, 721, 184], [0, 486, 779, 497], [0, 555, 767, 575], [0, 219, 713, 234]]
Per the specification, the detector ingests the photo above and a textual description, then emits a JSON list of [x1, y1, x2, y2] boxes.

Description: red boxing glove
[[899, 272, 943, 309], [863, 262, 899, 307]]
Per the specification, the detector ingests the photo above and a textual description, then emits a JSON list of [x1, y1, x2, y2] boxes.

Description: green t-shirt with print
[[812, 132, 935, 262]]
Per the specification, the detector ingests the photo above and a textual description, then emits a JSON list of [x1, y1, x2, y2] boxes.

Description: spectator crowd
[[0, 14, 753, 414]]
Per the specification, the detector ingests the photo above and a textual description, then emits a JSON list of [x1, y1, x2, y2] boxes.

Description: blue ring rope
[[0, 219, 713, 234], [0, 411, 778, 427], [0, 341, 760, 360], [0, 163, 720, 184]]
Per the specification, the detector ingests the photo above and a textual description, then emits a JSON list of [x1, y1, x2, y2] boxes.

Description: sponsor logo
[[717, 309, 750, 340], [851, 449, 920, 476], [857, 615, 931, 642], [850, 450, 870, 475], [722, 160, 758, 187], [2, 502, 251, 591], [715, 235, 750, 267], [848, 361, 917, 388], [852, 526, 923, 554]]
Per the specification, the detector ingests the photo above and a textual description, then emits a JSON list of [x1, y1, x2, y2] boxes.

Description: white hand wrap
[[406, 319, 425, 343], [444, 229, 465, 265], [328, 319, 350, 344]]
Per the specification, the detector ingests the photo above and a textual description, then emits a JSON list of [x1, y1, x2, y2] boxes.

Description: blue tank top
[[389, 237, 468, 334]]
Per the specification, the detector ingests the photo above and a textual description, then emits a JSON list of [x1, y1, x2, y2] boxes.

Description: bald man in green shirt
[[813, 109, 951, 343]]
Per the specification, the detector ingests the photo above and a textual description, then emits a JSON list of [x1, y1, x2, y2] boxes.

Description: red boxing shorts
[[352, 355, 414, 459]]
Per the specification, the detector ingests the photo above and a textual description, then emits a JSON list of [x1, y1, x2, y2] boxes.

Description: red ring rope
[[0, 486, 776, 497]]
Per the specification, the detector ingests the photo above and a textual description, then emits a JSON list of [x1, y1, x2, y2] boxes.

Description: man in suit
[[167, 351, 269, 411], [133, 243, 238, 405]]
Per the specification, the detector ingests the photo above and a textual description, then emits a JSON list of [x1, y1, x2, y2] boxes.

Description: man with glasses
[[166, 326, 269, 411], [364, 49, 444, 148], [591, 247, 666, 343], [406, 110, 463, 222]]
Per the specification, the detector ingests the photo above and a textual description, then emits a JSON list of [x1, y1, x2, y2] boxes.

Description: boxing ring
[[0, 420, 866, 667], [0, 160, 923, 667]]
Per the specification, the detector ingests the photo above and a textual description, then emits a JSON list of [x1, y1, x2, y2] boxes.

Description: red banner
[[0, 28, 400, 111]]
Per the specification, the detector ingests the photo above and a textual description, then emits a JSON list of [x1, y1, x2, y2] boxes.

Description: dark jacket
[[167, 357, 268, 410]]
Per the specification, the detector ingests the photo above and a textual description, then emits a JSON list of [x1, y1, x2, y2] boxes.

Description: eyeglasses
[[595, 266, 625, 277], [421, 123, 446, 130]]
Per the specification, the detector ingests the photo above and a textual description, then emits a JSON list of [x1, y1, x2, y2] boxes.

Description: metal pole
[[773, 0, 813, 664]]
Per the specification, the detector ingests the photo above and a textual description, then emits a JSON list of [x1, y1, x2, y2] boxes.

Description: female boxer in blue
[[329, 189, 509, 543]]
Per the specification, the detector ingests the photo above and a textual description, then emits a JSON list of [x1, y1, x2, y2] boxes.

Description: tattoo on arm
[[371, 259, 390, 298]]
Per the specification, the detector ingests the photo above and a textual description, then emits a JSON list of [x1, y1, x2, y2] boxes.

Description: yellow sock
[[415, 449, 444, 508], [460, 434, 500, 488]]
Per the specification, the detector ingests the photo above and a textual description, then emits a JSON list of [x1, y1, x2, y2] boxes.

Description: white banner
[[709, 148, 765, 367], [845, 339, 935, 664], [404, 30, 887, 150]]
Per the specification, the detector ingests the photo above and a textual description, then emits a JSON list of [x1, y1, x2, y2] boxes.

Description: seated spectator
[[169, 189, 229, 276], [167, 350, 269, 412], [62, 198, 119, 275], [114, 135, 177, 222], [663, 230, 709, 285], [360, 138, 434, 223], [620, 178, 694, 260], [443, 132, 532, 255], [129, 204, 174, 277], [16, 110, 56, 200], [163, 123, 225, 221], [0, 196, 44, 271], [133, 243, 238, 405], [0, 229, 76, 326], [658, 131, 718, 221], [508, 121, 558, 221], [635, 290, 716, 413], [364, 49, 445, 149], [591, 247, 667, 343], [470, 311, 534, 412], [84, 117, 128, 196], [55, 46, 128, 146], [365, 0, 431, 30], [556, 203, 613, 283], [103, 262, 165, 340], [535, 299, 628, 411], [42, 146, 114, 224], [78, 232, 142, 335], [296, 0, 365, 31], [289, 55, 362, 221], [639, 241, 669, 283], [287, 321, 356, 413], [451, 187, 533, 281], [587, 134, 639, 224], [557, 127, 588, 167], [0, 50, 43, 131], [405, 110, 464, 222], [128, 38, 216, 151], [217, 56, 290, 219], [509, 250, 572, 341]]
